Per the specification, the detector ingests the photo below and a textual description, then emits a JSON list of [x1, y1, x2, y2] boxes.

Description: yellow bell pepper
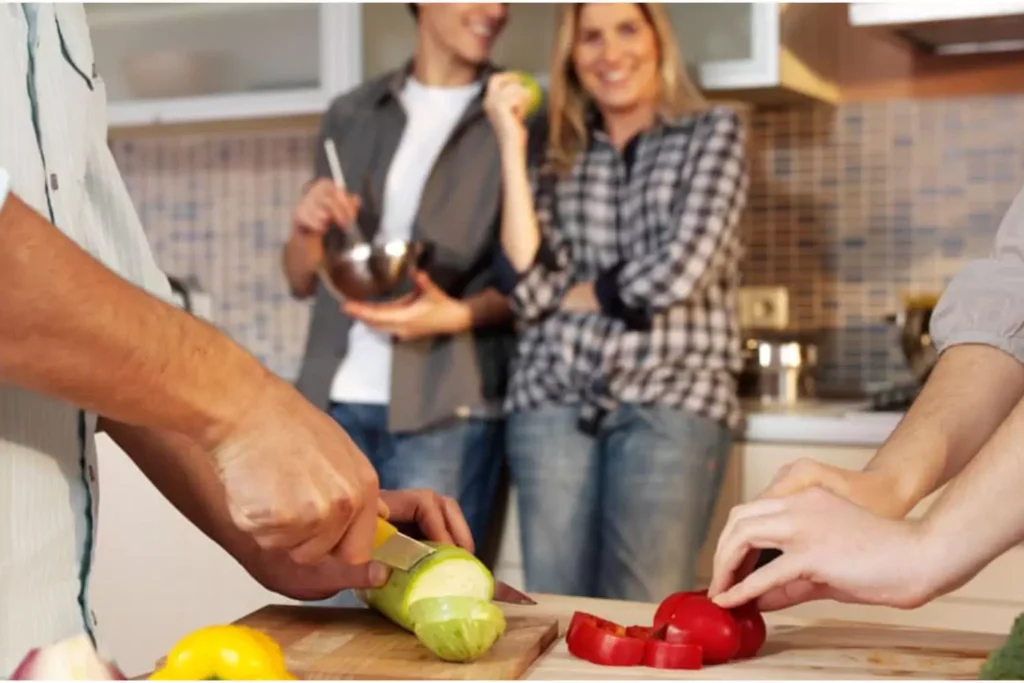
[[149, 625, 295, 680]]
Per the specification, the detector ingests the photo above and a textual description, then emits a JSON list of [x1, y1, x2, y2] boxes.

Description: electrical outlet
[[738, 286, 789, 330]]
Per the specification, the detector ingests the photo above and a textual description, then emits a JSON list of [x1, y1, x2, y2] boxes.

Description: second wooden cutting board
[[234, 604, 560, 680]]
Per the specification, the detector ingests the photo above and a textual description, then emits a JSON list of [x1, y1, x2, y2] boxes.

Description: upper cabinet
[[92, 1, 841, 130], [666, 2, 842, 105], [85, 2, 361, 128], [360, 3, 841, 106]]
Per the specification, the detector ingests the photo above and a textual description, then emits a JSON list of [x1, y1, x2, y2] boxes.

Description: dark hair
[[407, 3, 418, 19]]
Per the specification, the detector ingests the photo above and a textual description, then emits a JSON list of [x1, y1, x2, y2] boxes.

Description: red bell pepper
[[625, 625, 656, 641], [566, 614, 645, 667], [643, 640, 703, 670]]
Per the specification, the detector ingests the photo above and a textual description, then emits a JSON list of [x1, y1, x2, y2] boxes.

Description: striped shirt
[[496, 106, 748, 433], [0, 3, 171, 673]]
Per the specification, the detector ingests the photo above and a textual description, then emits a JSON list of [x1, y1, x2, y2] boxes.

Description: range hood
[[849, 2, 1024, 55]]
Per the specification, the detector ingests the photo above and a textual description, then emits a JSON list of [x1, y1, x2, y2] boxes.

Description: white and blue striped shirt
[[0, 3, 171, 673]]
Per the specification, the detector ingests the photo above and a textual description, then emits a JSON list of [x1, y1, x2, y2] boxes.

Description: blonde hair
[[547, 3, 708, 174]]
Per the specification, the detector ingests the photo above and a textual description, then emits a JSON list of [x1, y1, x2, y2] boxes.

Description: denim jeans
[[506, 404, 731, 603]]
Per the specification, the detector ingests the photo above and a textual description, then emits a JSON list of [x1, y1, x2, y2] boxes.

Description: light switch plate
[[738, 286, 789, 330]]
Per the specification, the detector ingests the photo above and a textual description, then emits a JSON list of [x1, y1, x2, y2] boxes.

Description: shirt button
[[49, 173, 59, 191]]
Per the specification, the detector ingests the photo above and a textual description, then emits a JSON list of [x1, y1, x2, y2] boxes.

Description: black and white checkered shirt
[[495, 106, 748, 433]]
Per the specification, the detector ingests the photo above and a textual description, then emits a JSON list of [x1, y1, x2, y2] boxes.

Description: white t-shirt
[[330, 77, 481, 405]]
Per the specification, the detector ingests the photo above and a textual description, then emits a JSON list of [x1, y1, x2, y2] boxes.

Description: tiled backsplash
[[111, 93, 1022, 392]]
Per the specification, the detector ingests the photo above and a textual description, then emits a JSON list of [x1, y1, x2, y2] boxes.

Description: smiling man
[[283, 3, 546, 578]]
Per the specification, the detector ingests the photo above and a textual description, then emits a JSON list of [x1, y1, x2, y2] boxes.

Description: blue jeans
[[506, 404, 731, 603], [333, 402, 503, 552]]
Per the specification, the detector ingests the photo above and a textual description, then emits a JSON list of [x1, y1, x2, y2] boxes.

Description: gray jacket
[[293, 63, 546, 433]]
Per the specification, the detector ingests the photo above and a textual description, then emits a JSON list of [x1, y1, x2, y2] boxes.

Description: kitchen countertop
[[504, 594, 1003, 680], [740, 399, 905, 447], [229, 593, 1007, 680]]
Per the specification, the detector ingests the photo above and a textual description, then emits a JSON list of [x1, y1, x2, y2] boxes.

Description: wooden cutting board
[[233, 604, 560, 680]]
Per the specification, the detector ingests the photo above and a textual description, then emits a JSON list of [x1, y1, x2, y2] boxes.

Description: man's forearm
[[282, 232, 320, 299], [0, 193, 268, 449], [99, 418, 259, 568], [865, 344, 1024, 514], [917, 389, 1024, 599]]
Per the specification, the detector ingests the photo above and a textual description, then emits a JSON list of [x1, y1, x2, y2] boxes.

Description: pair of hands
[[707, 459, 936, 613], [291, 180, 470, 341], [247, 488, 474, 601]]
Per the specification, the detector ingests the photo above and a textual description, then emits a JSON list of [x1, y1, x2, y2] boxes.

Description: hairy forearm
[[498, 143, 541, 271], [917, 390, 1024, 598], [0, 193, 268, 450], [865, 344, 1024, 514], [100, 418, 259, 567], [282, 232, 320, 299]]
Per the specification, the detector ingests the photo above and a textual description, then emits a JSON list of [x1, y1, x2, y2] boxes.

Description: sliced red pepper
[[625, 625, 656, 641], [660, 623, 699, 645], [567, 611, 625, 643], [644, 640, 703, 670], [566, 614, 645, 667]]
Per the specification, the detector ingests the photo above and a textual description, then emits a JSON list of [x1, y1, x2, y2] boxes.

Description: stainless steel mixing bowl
[[317, 227, 428, 303]]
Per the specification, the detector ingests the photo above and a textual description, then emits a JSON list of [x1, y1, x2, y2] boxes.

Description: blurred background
[[85, 2, 1024, 675]]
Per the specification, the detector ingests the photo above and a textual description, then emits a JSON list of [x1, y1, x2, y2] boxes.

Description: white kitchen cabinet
[[84, 2, 360, 127], [92, 1, 841, 129], [668, 2, 842, 105]]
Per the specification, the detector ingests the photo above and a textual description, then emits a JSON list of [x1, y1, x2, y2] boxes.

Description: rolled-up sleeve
[[931, 185, 1024, 364]]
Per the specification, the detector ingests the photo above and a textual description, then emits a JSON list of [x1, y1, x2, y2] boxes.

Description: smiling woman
[[484, 2, 749, 603]]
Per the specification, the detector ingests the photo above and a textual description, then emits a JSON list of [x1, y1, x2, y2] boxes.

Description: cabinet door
[[85, 2, 360, 126], [358, 3, 557, 84], [664, 2, 780, 90]]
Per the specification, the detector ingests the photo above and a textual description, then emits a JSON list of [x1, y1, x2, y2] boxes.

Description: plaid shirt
[[495, 106, 748, 433]]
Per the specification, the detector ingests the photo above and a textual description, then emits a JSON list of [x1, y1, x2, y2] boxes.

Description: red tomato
[[664, 595, 741, 665], [730, 602, 767, 659], [653, 589, 707, 629]]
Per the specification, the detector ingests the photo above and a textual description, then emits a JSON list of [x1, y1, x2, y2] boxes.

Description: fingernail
[[368, 561, 390, 587]]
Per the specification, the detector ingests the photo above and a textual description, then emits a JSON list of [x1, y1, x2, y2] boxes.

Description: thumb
[[413, 270, 440, 293]]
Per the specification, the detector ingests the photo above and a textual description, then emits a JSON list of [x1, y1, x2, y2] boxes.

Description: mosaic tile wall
[[743, 96, 1022, 388], [111, 93, 1023, 391]]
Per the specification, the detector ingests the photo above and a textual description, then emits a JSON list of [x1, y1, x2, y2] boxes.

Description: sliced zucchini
[[359, 543, 494, 632], [410, 597, 507, 663]]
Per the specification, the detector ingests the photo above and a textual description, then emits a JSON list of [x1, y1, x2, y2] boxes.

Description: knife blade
[[493, 580, 537, 605], [373, 519, 537, 604], [373, 518, 435, 571]]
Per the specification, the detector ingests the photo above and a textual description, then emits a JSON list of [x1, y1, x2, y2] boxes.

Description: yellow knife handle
[[374, 517, 398, 550]]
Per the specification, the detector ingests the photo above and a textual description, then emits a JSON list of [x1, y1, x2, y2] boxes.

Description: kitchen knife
[[373, 518, 536, 605]]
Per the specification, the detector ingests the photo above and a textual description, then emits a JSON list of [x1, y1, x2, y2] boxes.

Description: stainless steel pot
[[884, 294, 939, 382], [738, 334, 820, 404]]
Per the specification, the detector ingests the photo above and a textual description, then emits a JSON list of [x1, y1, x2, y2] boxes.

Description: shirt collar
[[371, 59, 501, 107]]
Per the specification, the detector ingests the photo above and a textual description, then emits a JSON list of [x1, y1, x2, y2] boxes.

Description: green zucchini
[[358, 543, 505, 662]]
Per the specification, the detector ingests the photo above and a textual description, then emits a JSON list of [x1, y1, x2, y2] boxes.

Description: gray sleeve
[[931, 184, 1024, 364]]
